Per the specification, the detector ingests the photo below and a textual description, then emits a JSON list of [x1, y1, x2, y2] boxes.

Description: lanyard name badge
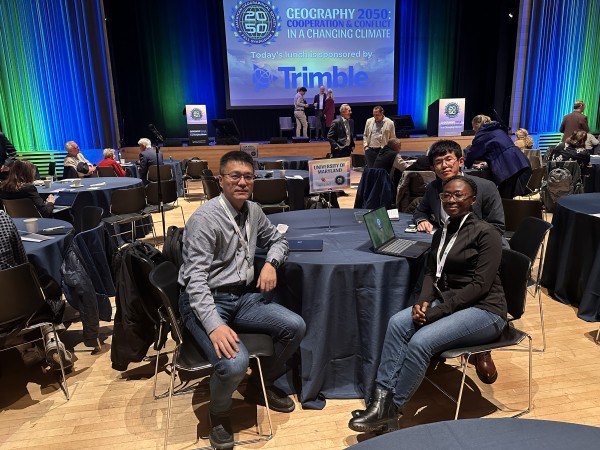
[[219, 196, 254, 285], [434, 213, 470, 296]]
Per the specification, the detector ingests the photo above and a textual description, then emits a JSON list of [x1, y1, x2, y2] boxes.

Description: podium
[[185, 105, 209, 145], [427, 98, 465, 136]]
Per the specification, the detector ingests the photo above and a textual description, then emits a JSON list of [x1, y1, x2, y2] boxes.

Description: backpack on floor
[[540, 168, 572, 212]]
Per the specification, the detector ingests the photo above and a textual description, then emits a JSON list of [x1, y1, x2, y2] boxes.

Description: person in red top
[[97, 148, 126, 177]]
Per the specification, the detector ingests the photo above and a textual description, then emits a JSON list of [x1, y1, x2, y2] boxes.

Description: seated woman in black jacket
[[0, 160, 55, 217], [349, 175, 507, 433], [549, 129, 590, 170]]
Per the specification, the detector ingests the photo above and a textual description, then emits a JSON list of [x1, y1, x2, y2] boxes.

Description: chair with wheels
[[144, 179, 186, 227], [2, 198, 41, 218], [202, 176, 222, 200], [509, 217, 553, 352], [426, 249, 532, 419], [0, 263, 70, 400], [97, 166, 118, 177], [102, 186, 155, 243], [147, 164, 173, 182], [252, 179, 290, 214], [148, 261, 275, 449]]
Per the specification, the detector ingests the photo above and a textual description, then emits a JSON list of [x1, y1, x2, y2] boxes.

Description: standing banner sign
[[186, 105, 209, 145], [308, 158, 351, 193], [438, 98, 466, 136]]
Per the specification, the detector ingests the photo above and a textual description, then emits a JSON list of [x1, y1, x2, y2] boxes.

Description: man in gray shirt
[[179, 151, 305, 449]]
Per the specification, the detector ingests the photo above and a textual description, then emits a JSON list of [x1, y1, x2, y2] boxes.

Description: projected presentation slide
[[222, 0, 396, 108]]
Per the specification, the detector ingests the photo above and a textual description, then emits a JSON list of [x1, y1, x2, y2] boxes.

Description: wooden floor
[[2, 171, 600, 449]]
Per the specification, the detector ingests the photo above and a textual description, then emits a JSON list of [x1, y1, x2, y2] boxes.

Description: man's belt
[[212, 284, 252, 296]]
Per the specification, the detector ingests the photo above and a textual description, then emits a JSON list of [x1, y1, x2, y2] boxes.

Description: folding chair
[[147, 164, 173, 182], [183, 160, 208, 199], [202, 176, 222, 200], [144, 179, 186, 226], [263, 161, 284, 170], [148, 261, 275, 449], [252, 179, 290, 214], [102, 186, 156, 243], [279, 117, 294, 138], [2, 198, 41, 218], [501, 198, 543, 239], [97, 166, 118, 177]]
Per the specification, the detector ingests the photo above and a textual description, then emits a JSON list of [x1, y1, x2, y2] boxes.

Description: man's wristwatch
[[267, 258, 280, 269]]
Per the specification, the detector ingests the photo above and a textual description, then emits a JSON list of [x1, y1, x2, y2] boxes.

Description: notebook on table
[[288, 239, 323, 252], [363, 207, 430, 258]]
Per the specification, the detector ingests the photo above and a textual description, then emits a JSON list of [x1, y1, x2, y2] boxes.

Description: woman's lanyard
[[435, 213, 470, 283], [219, 196, 254, 285]]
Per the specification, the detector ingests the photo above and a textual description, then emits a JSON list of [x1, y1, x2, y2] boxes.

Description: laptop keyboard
[[381, 238, 414, 254]]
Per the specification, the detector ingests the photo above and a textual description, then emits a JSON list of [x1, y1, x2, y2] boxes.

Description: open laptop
[[363, 207, 430, 258], [52, 191, 79, 213], [288, 239, 323, 252]]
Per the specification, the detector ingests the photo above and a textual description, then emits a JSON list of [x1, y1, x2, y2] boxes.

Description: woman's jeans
[[180, 291, 306, 414], [376, 301, 506, 409]]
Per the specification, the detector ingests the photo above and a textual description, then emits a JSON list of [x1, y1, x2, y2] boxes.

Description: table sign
[[240, 143, 259, 159], [185, 104, 208, 145], [308, 157, 351, 193]]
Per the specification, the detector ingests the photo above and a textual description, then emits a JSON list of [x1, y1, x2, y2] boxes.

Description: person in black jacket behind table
[[327, 103, 355, 158], [138, 137, 164, 184], [549, 129, 591, 170], [0, 131, 17, 180], [349, 176, 507, 433], [0, 159, 55, 217]]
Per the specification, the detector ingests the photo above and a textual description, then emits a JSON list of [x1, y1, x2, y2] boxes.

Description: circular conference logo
[[190, 108, 203, 120], [335, 175, 346, 186], [231, 0, 280, 46], [444, 102, 461, 118]]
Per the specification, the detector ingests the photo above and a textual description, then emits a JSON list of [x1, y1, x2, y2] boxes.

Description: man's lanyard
[[219, 196, 254, 285], [435, 213, 470, 281]]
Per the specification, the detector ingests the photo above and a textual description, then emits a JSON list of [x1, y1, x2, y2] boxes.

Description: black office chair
[[2, 198, 41, 218], [184, 160, 208, 198], [97, 166, 118, 177], [252, 179, 290, 214], [102, 186, 155, 244], [144, 179, 186, 226], [0, 263, 70, 399], [509, 217, 553, 352], [202, 176, 221, 200], [148, 261, 275, 449], [426, 249, 532, 419], [147, 164, 173, 182], [74, 206, 104, 233], [501, 198, 543, 239]]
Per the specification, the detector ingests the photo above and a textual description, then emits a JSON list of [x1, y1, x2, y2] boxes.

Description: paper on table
[[591, 213, 600, 218], [285, 175, 304, 179], [90, 182, 106, 187], [387, 209, 399, 221], [20, 232, 53, 242]]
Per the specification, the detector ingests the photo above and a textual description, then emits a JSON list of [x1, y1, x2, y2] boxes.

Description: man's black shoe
[[244, 383, 295, 413], [208, 411, 234, 450]]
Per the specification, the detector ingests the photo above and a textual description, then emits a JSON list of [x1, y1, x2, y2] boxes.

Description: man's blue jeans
[[180, 291, 306, 414], [375, 301, 506, 409]]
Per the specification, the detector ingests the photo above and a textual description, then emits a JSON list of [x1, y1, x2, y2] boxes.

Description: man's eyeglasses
[[221, 173, 256, 182], [433, 157, 458, 168], [439, 192, 471, 202]]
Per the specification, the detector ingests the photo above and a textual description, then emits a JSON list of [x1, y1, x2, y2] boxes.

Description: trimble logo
[[277, 66, 368, 89]]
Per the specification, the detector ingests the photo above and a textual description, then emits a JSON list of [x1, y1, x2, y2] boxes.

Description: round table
[[257, 155, 311, 170], [348, 418, 600, 449], [13, 218, 73, 284], [264, 209, 432, 408], [256, 169, 309, 210], [120, 160, 185, 197], [541, 193, 600, 321]]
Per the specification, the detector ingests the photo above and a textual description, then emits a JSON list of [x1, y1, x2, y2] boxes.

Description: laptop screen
[[54, 191, 79, 206], [363, 207, 395, 249]]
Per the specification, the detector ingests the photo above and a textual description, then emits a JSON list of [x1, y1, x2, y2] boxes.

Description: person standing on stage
[[324, 89, 335, 129], [313, 86, 327, 140], [363, 106, 396, 168], [294, 87, 310, 137], [327, 104, 355, 158]]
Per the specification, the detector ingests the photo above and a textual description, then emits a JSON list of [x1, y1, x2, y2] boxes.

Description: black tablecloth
[[541, 193, 600, 321], [13, 218, 73, 284], [584, 164, 600, 193], [256, 169, 308, 210], [348, 418, 600, 450], [263, 209, 432, 408], [257, 156, 311, 171]]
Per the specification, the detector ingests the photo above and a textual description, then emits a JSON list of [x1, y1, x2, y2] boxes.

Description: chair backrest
[[253, 179, 288, 205], [307, 116, 316, 128], [147, 164, 173, 182], [186, 160, 208, 179], [202, 176, 221, 200], [146, 179, 178, 205], [61, 165, 79, 180], [279, 117, 293, 129], [509, 217, 552, 264], [2, 198, 41, 218], [48, 161, 56, 177], [149, 261, 183, 344], [202, 168, 214, 177], [263, 161, 284, 170], [130, 254, 163, 324], [111, 186, 147, 214], [500, 248, 530, 320], [75, 205, 104, 233], [522, 149, 543, 169], [526, 166, 545, 193], [501, 198, 543, 233], [97, 166, 117, 177], [351, 153, 366, 169], [0, 263, 46, 327]]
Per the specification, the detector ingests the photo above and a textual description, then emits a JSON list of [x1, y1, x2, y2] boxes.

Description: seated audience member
[[0, 160, 55, 217], [64, 141, 96, 177], [465, 115, 531, 198], [585, 133, 599, 154], [550, 130, 591, 170], [372, 138, 409, 188], [178, 151, 306, 449], [138, 137, 163, 183], [349, 176, 506, 433], [514, 128, 534, 149], [0, 131, 17, 181], [97, 148, 126, 177], [396, 155, 433, 212], [0, 210, 73, 370]]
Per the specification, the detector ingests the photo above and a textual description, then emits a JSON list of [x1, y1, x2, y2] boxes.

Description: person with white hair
[[138, 137, 163, 183], [64, 141, 96, 177], [97, 148, 126, 177]]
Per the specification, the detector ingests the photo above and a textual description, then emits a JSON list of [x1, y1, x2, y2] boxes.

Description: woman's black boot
[[348, 386, 400, 433]]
